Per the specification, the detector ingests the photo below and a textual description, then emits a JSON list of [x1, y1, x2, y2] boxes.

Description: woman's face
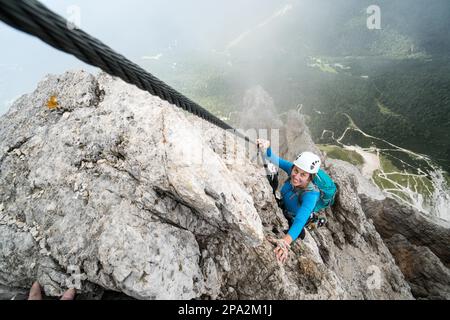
[[291, 166, 311, 188]]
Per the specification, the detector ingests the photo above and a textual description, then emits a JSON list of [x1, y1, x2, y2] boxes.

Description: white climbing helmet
[[293, 151, 321, 174]]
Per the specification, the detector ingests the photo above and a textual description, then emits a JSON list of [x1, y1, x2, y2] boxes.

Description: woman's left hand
[[268, 235, 293, 264]]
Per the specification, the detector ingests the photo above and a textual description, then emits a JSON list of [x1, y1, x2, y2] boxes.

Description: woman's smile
[[291, 166, 311, 188]]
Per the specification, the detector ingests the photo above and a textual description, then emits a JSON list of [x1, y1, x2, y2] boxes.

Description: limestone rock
[[361, 195, 450, 299], [0, 70, 414, 299]]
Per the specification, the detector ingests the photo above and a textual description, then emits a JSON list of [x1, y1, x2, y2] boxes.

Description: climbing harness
[[305, 213, 327, 230]]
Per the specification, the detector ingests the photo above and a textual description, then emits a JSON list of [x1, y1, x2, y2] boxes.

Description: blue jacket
[[265, 147, 320, 241]]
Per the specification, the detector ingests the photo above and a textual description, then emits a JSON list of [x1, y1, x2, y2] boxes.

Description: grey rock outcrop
[[238, 85, 284, 133], [326, 159, 386, 202], [384, 234, 450, 300], [0, 70, 413, 299], [325, 159, 450, 299], [361, 196, 450, 299], [236, 86, 320, 187]]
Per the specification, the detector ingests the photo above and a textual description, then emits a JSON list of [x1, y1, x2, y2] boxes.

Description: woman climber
[[256, 139, 336, 264]]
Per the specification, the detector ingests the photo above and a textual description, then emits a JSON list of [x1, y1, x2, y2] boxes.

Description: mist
[[1, 1, 449, 171], [0, 0, 285, 115], [2, 1, 450, 112]]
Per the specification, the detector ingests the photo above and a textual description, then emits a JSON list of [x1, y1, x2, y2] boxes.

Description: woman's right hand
[[256, 139, 270, 151]]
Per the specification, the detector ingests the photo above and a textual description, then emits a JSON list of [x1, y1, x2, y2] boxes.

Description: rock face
[[327, 159, 450, 300], [361, 196, 450, 299], [0, 71, 414, 299]]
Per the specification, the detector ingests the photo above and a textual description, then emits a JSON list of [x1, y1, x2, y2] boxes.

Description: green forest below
[[143, 0, 450, 172]]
